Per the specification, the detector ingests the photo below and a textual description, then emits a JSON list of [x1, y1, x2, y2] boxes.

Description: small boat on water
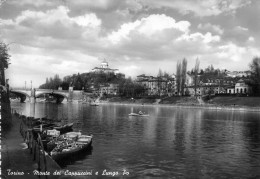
[[50, 134, 93, 161], [128, 113, 149, 117], [90, 102, 99, 106]]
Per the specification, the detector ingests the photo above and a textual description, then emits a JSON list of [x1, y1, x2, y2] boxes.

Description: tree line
[[250, 57, 260, 95], [40, 56, 260, 97], [0, 42, 12, 129], [39, 72, 146, 97]]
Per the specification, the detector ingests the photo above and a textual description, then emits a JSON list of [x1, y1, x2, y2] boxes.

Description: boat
[[90, 102, 99, 106], [53, 123, 74, 134], [46, 131, 81, 152], [32, 122, 73, 135], [50, 134, 93, 161], [128, 113, 149, 117], [41, 129, 61, 150]]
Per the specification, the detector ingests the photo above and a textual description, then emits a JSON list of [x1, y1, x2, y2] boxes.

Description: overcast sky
[[1, 0, 260, 88]]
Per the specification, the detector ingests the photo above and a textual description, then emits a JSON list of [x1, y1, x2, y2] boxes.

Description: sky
[[1, 0, 260, 88]]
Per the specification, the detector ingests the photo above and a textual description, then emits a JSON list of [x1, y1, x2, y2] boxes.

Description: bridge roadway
[[10, 88, 74, 103]]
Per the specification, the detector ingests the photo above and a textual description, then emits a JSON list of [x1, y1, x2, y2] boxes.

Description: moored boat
[[46, 131, 87, 152], [53, 122, 74, 134], [50, 134, 93, 161], [32, 122, 74, 136]]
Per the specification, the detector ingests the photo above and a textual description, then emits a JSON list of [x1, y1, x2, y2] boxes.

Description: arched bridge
[[10, 88, 72, 103]]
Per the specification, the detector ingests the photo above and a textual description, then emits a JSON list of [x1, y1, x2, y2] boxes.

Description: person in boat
[[138, 111, 144, 115]]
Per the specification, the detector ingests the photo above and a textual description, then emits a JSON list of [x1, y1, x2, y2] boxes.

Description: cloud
[[198, 23, 224, 34], [73, 14, 101, 27], [142, 0, 251, 17], [2, 1, 260, 88], [248, 36, 255, 42], [106, 14, 221, 63], [177, 32, 220, 43], [6, 44, 98, 87], [7, 0, 55, 7], [222, 25, 251, 45], [107, 14, 190, 44], [235, 26, 248, 31], [4, 6, 101, 30], [0, 6, 103, 51]]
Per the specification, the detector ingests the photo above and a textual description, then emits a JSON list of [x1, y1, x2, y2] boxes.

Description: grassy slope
[[108, 97, 156, 104], [209, 97, 260, 107], [160, 96, 199, 105], [105, 96, 260, 107]]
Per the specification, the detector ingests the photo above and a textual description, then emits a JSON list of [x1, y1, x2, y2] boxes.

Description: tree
[[53, 74, 62, 87], [194, 58, 200, 97], [249, 57, 260, 94], [181, 58, 187, 95], [0, 42, 12, 129], [176, 61, 182, 95], [157, 68, 163, 77], [163, 71, 170, 78], [0, 42, 10, 85], [73, 73, 84, 90], [157, 68, 163, 96], [46, 77, 49, 84]]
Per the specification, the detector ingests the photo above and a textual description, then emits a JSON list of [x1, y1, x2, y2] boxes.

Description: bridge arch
[[10, 90, 30, 102], [35, 92, 68, 100]]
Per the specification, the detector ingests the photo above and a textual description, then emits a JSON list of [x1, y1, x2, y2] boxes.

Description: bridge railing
[[10, 88, 69, 92], [10, 87, 32, 91], [35, 89, 69, 92]]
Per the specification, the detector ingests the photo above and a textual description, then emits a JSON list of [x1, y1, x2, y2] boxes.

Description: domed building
[[91, 60, 119, 74], [100, 60, 108, 69]]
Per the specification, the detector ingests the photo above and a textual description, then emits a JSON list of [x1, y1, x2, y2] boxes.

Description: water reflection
[[11, 102, 260, 178]]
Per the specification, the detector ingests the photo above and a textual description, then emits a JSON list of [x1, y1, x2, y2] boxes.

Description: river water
[[11, 101, 260, 178]]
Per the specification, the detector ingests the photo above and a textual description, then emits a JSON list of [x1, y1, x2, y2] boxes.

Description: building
[[226, 86, 235, 94], [185, 78, 252, 96], [136, 74, 176, 96], [234, 79, 252, 94], [99, 83, 119, 96], [91, 60, 125, 78], [226, 71, 251, 78], [185, 74, 193, 86]]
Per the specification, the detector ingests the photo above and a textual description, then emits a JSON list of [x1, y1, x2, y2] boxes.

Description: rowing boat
[[128, 113, 149, 117]]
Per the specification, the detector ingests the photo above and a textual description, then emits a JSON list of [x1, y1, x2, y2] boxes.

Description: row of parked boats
[[24, 116, 93, 162]]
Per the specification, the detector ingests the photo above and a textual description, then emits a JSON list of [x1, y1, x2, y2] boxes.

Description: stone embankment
[[1, 112, 69, 179]]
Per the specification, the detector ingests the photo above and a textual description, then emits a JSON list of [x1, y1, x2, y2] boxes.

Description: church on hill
[[91, 60, 119, 74]]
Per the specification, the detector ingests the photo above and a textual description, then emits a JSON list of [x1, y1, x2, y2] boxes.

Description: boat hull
[[51, 141, 92, 161], [128, 113, 149, 117]]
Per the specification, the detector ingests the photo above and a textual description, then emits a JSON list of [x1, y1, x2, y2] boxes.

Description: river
[[11, 101, 260, 178]]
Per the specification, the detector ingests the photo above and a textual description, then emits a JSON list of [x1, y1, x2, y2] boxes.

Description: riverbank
[[1, 114, 63, 179], [99, 96, 260, 112]]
